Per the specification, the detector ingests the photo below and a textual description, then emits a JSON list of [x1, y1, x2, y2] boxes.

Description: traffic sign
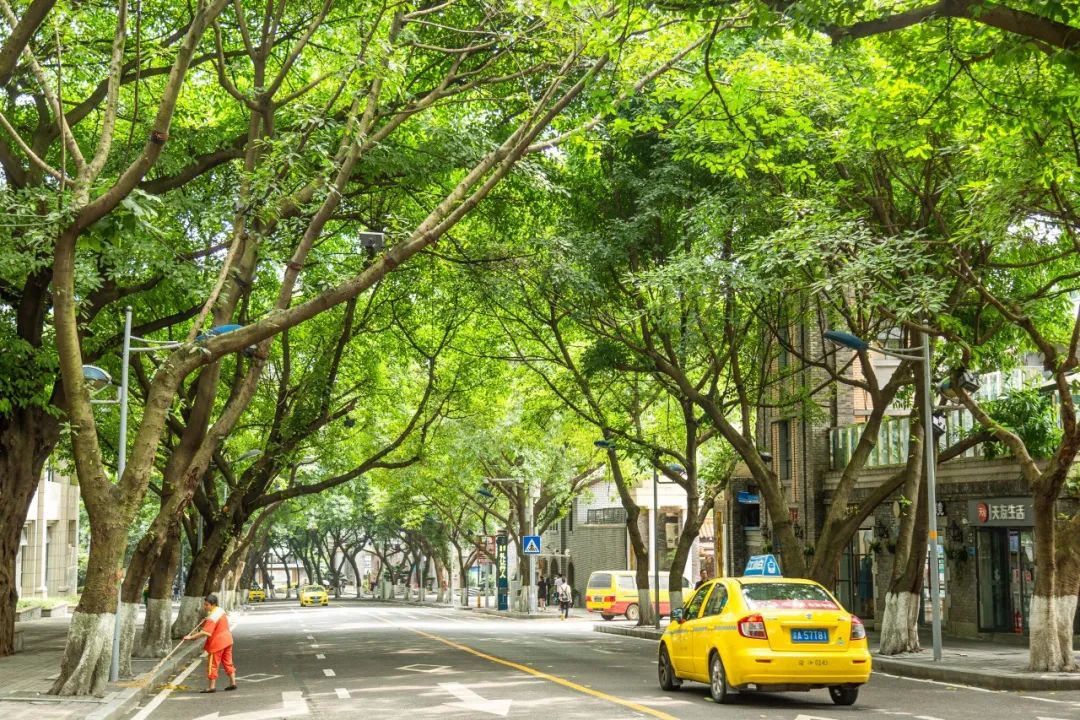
[[522, 535, 541, 555], [743, 553, 782, 577]]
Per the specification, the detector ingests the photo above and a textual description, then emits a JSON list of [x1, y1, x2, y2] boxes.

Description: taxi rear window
[[741, 583, 838, 610], [587, 573, 613, 589]]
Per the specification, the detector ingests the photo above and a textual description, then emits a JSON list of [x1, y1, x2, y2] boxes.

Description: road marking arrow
[[439, 682, 512, 716], [191, 691, 309, 720]]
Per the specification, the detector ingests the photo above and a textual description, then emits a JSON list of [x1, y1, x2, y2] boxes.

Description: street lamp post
[[824, 329, 943, 662]]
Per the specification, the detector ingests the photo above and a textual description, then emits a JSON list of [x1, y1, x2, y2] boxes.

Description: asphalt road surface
[[123, 600, 1080, 720]]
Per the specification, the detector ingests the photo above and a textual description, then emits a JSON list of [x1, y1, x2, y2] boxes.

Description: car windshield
[[303, 585, 325, 592], [741, 582, 839, 610]]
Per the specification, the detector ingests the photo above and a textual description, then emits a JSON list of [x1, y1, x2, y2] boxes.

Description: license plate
[[592, 596, 603, 602], [791, 629, 829, 643]]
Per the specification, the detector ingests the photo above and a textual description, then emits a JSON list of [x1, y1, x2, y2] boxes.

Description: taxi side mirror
[[671, 608, 684, 623]]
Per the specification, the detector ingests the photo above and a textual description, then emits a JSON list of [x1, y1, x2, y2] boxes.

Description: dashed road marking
[[335, 687, 350, 699], [316, 653, 325, 659], [323, 668, 336, 677]]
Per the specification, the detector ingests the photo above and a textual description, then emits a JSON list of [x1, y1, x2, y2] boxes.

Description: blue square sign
[[522, 535, 541, 555]]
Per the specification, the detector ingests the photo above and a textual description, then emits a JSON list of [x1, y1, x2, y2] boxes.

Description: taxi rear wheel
[[829, 685, 859, 706], [600, 614, 614, 621], [708, 653, 731, 704], [625, 604, 640, 622], [657, 645, 680, 691]]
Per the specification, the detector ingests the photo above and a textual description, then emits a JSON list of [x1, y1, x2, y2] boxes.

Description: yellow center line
[[393, 619, 679, 720]]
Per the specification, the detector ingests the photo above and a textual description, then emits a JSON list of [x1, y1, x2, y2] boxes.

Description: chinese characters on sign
[[967, 498, 1035, 528], [496, 533, 509, 611]]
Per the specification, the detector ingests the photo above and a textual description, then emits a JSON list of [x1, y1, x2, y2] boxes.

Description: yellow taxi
[[247, 586, 266, 602], [657, 555, 871, 706], [299, 584, 329, 607]]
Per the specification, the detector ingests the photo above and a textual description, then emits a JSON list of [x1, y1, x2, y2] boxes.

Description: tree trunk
[[172, 524, 227, 638], [49, 523, 127, 696], [0, 409, 59, 657], [1030, 491, 1075, 671], [879, 463, 929, 655], [116, 601, 141, 678]]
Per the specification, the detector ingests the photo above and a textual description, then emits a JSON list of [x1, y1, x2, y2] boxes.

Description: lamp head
[[81, 365, 113, 393], [823, 330, 870, 351]]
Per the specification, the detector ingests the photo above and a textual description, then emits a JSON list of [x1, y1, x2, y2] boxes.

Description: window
[[777, 421, 791, 481], [683, 584, 711, 620], [587, 573, 613, 590], [741, 582, 838, 610], [778, 325, 790, 370], [586, 507, 627, 524], [616, 575, 636, 591], [703, 584, 728, 616]]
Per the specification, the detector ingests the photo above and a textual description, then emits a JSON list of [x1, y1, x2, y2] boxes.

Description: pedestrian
[[695, 568, 709, 590], [184, 593, 238, 693], [537, 576, 548, 611], [557, 577, 572, 620]]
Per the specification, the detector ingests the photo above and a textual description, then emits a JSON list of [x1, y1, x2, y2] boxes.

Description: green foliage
[[979, 388, 1062, 460]]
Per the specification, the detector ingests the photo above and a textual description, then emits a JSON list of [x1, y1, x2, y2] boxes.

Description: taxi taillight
[[604, 595, 615, 603], [737, 613, 768, 640], [851, 615, 866, 640]]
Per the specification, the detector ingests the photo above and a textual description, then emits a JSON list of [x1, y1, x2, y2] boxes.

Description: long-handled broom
[[117, 619, 205, 689]]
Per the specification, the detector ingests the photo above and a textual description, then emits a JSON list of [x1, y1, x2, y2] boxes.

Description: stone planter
[[42, 603, 68, 617], [12, 629, 24, 652], [15, 606, 41, 622]]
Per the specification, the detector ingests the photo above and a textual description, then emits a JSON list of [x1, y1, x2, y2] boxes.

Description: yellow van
[[585, 570, 690, 621]]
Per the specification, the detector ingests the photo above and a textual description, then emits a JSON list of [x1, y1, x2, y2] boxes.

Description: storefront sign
[[967, 498, 1034, 527], [496, 533, 509, 610], [736, 491, 759, 504]]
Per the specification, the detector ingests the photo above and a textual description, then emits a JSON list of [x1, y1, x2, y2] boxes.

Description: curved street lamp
[[825, 329, 943, 662]]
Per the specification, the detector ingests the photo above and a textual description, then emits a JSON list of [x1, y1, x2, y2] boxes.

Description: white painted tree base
[[135, 598, 173, 658], [49, 611, 115, 697], [669, 590, 684, 620], [172, 596, 204, 639], [878, 591, 921, 655], [636, 589, 656, 625], [116, 601, 140, 677], [1029, 594, 1079, 671]]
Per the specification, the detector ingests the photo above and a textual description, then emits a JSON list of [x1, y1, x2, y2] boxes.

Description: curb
[[85, 640, 204, 720], [872, 655, 1080, 691], [593, 624, 663, 641]]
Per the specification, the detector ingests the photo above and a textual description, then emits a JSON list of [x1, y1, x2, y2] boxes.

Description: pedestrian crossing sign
[[522, 535, 541, 555]]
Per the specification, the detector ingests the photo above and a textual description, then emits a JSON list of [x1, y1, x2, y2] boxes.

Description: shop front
[[968, 498, 1035, 634]]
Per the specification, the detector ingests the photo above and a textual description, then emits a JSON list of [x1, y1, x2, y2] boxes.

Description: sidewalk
[[0, 606, 208, 720], [592, 622, 1080, 691]]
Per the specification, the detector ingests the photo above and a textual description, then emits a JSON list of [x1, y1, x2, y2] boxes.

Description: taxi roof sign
[[743, 554, 782, 577]]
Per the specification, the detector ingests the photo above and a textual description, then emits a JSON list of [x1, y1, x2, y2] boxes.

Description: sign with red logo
[[967, 498, 1034, 527]]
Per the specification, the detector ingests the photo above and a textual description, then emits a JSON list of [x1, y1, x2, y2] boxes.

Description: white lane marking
[[335, 688, 350, 699], [794, 715, 840, 720], [306, 635, 314, 639], [191, 690, 309, 720], [876, 672, 996, 692], [129, 654, 203, 720], [323, 668, 336, 677], [316, 653, 325, 660], [439, 682, 512, 716], [915, 716, 946, 720], [1024, 695, 1080, 705], [310, 643, 319, 648]]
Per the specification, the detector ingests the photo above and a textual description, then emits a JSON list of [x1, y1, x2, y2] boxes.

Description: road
[[123, 600, 1080, 720]]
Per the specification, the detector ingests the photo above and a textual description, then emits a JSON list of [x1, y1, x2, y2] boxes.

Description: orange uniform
[[202, 606, 235, 680]]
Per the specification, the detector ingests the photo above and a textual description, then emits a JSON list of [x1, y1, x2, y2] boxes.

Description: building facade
[[754, 327, 1077, 637], [14, 464, 80, 599]]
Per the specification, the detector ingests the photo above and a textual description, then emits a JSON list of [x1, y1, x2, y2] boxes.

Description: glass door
[[977, 529, 1009, 631], [1008, 530, 1035, 633]]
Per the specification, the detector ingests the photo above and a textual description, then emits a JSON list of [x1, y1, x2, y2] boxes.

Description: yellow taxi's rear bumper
[[725, 646, 872, 687]]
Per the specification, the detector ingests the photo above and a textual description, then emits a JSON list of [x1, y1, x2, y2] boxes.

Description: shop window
[[777, 421, 791, 482]]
